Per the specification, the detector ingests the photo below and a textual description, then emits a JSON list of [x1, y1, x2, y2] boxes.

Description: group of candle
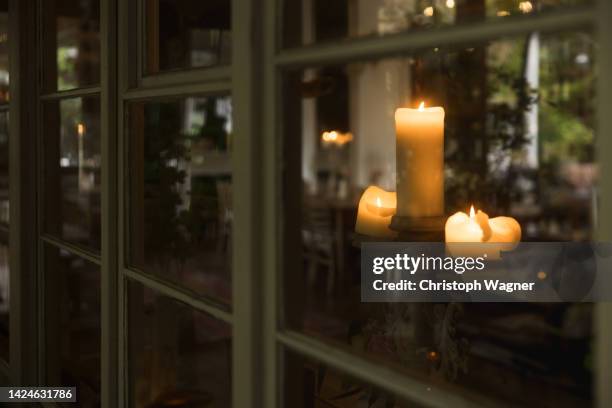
[[354, 101, 521, 252]]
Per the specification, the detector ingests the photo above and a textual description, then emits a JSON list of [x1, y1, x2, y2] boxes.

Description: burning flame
[[469, 205, 475, 218], [418, 101, 425, 111], [376, 197, 382, 208], [77, 123, 85, 137]]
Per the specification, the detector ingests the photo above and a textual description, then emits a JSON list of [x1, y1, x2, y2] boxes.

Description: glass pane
[[283, 349, 422, 407], [0, 238, 8, 363], [283, 0, 592, 48], [0, 1, 9, 103], [128, 96, 233, 305], [145, 0, 231, 75], [0, 111, 8, 362], [43, 97, 101, 252], [282, 30, 595, 406], [45, 244, 100, 407], [0, 111, 8, 225], [42, 0, 100, 92], [127, 280, 232, 407]]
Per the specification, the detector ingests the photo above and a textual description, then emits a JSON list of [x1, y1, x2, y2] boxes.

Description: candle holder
[[352, 232, 397, 247], [389, 214, 446, 241]]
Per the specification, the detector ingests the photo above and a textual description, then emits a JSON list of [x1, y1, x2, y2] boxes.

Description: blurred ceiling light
[[424, 6, 434, 17], [519, 1, 533, 13], [322, 130, 353, 146], [496, 10, 510, 16], [446, 0, 455, 8]]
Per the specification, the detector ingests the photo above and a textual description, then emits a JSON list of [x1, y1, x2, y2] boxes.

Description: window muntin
[[282, 0, 593, 49], [127, 96, 233, 305], [281, 29, 596, 406]]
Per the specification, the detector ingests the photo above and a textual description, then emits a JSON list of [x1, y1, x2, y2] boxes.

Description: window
[[0, 0, 8, 363], [4, 1, 612, 407], [119, 0, 237, 405], [274, 1, 607, 407], [39, 0, 102, 400]]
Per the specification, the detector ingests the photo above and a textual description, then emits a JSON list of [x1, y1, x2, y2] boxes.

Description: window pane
[[0, 111, 8, 363], [128, 96, 233, 305], [45, 244, 100, 407], [0, 112, 8, 225], [145, 0, 231, 75], [43, 97, 101, 252], [283, 0, 592, 48], [0, 1, 9, 103], [282, 30, 595, 406], [127, 280, 232, 407], [42, 0, 100, 92], [0, 238, 8, 363], [283, 349, 422, 407]]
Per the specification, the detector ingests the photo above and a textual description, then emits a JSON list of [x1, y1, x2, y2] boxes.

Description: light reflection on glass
[[283, 0, 592, 48], [43, 97, 101, 252]]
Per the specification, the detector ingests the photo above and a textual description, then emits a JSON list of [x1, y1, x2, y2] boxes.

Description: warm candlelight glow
[[423, 6, 434, 17], [321, 130, 353, 146], [519, 1, 533, 13], [418, 101, 425, 111], [497, 10, 510, 17], [355, 186, 397, 238], [77, 123, 85, 137], [446, 0, 455, 8], [445, 207, 521, 258]]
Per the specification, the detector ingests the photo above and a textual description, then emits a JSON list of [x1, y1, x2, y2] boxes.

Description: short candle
[[355, 186, 397, 239], [445, 205, 521, 258]]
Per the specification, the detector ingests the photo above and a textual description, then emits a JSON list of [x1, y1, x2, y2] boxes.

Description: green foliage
[[540, 103, 593, 163], [140, 99, 227, 266]]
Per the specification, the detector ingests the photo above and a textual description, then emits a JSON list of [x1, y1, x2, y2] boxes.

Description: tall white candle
[[395, 102, 445, 217]]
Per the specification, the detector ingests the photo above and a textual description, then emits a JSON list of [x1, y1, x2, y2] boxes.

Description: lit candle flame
[[418, 101, 425, 111], [469, 205, 475, 218], [376, 197, 382, 208], [77, 123, 85, 137]]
